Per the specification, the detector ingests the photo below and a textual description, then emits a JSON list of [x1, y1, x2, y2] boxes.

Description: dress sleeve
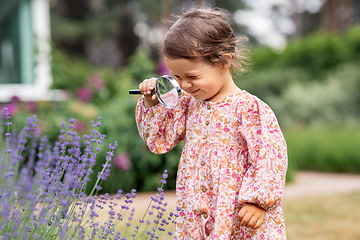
[[135, 93, 190, 154], [238, 96, 288, 211]]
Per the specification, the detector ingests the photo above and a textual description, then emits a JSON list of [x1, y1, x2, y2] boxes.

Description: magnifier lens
[[128, 75, 181, 108], [156, 76, 181, 108]]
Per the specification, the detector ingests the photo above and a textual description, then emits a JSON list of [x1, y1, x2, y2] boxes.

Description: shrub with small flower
[[0, 108, 178, 239]]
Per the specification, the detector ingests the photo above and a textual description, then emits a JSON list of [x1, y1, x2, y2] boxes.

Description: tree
[[320, 0, 354, 33], [49, 0, 245, 68]]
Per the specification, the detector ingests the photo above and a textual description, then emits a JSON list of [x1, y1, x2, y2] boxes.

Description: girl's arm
[[135, 93, 190, 154], [238, 96, 288, 211]]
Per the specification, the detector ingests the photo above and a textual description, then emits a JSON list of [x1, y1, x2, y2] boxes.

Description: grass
[[283, 191, 360, 240]]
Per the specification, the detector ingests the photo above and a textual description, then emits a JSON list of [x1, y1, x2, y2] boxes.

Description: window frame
[[0, 0, 65, 102]]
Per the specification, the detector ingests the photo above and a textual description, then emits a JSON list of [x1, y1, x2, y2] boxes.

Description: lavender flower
[[0, 108, 176, 239]]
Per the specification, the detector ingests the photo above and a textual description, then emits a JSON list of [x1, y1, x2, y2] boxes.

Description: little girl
[[135, 7, 288, 240]]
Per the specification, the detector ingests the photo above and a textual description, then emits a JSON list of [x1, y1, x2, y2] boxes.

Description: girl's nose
[[181, 79, 192, 89]]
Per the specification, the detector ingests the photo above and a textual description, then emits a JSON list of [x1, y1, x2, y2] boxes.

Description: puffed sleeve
[[238, 95, 288, 211], [135, 93, 191, 154]]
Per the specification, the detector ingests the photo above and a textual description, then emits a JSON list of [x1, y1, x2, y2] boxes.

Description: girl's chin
[[193, 95, 209, 101], [189, 91, 203, 99], [187, 89, 212, 101]]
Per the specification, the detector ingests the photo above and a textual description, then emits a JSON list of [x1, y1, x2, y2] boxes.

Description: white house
[[0, 0, 66, 102]]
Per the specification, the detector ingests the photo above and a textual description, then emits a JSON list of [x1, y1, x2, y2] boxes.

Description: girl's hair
[[162, 7, 251, 74]]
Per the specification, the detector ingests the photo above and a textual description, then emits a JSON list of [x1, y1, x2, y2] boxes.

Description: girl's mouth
[[189, 89, 200, 95]]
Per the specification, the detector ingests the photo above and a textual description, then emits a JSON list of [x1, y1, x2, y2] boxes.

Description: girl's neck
[[206, 75, 241, 102]]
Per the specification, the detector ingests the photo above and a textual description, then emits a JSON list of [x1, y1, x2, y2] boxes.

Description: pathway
[[130, 171, 360, 210]]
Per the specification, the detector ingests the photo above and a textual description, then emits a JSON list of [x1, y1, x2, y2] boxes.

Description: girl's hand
[[238, 203, 266, 229], [139, 78, 159, 108]]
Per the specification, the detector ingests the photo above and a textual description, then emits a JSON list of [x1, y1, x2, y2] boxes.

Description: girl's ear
[[220, 53, 232, 72]]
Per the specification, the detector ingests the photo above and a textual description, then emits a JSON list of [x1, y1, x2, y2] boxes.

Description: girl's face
[[164, 57, 236, 102]]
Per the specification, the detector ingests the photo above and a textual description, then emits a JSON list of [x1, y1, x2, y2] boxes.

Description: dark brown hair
[[162, 7, 251, 73]]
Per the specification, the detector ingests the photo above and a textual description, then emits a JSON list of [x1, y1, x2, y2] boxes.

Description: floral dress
[[136, 90, 288, 240]]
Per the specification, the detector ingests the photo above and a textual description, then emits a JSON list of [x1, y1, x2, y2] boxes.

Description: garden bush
[[285, 127, 360, 173], [278, 32, 347, 78], [343, 25, 360, 62], [236, 55, 360, 129], [1, 47, 182, 194], [236, 26, 360, 178], [83, 96, 182, 194], [4, 25, 360, 196], [250, 24, 360, 79], [266, 61, 360, 128], [234, 67, 311, 101]]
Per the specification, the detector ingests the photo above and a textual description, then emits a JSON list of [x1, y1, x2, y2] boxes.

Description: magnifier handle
[[129, 89, 156, 95], [129, 89, 142, 94]]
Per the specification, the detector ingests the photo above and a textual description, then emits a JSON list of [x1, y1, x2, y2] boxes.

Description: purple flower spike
[[0, 113, 175, 239]]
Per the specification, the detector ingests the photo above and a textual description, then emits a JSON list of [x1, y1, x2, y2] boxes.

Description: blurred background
[[1, 0, 360, 238], [1, 0, 360, 193]]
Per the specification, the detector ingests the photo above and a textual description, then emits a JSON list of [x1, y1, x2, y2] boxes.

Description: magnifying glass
[[129, 76, 182, 109]]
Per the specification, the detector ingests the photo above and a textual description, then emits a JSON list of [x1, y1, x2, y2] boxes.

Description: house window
[[0, 0, 65, 102], [0, 0, 33, 85]]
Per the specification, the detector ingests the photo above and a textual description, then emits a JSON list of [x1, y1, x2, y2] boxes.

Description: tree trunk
[[320, 0, 353, 33]]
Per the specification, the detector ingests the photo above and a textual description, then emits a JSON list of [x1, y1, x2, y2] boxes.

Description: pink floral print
[[136, 90, 288, 239]]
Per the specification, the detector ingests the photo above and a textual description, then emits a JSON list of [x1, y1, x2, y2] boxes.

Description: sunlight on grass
[[283, 191, 360, 240]]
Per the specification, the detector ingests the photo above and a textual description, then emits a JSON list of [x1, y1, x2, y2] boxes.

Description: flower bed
[[0, 108, 178, 239]]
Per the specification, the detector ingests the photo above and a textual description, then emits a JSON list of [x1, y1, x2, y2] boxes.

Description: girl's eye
[[188, 76, 198, 79]]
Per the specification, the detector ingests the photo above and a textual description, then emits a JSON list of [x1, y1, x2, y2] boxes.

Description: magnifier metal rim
[[155, 75, 182, 109]]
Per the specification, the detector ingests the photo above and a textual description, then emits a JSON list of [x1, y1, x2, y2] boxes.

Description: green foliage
[[237, 25, 360, 177], [50, 1, 126, 43], [250, 25, 360, 79], [279, 32, 346, 78], [285, 151, 296, 183], [1, 46, 180, 194], [51, 46, 92, 92], [267, 62, 360, 128], [84, 95, 182, 194], [213, 0, 245, 14], [127, 49, 157, 81], [7, 24, 360, 196], [236, 26, 360, 129], [50, 46, 180, 194], [235, 67, 311, 100], [250, 47, 279, 71], [343, 25, 360, 61], [51, 47, 119, 105], [285, 128, 360, 173]]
